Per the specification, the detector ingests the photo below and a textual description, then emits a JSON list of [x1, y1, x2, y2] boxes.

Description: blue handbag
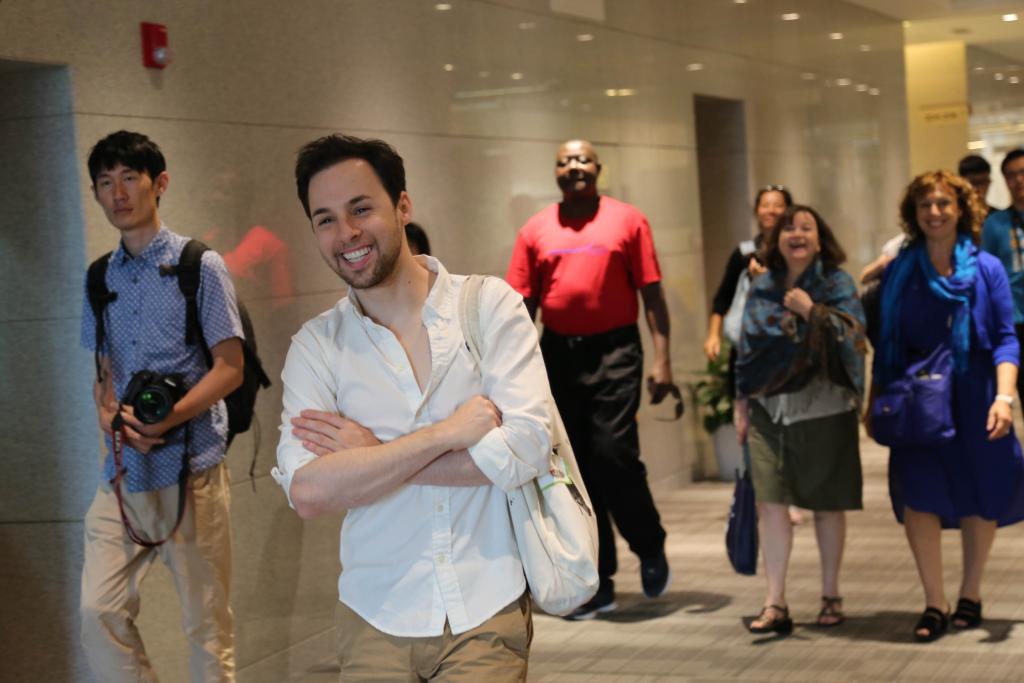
[[870, 343, 956, 447], [725, 448, 758, 576]]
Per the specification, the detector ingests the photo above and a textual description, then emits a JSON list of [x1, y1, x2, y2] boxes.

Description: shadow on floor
[[598, 590, 733, 623], [797, 610, 1020, 644]]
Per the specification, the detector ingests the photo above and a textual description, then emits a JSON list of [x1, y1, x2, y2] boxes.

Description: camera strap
[[110, 412, 191, 548]]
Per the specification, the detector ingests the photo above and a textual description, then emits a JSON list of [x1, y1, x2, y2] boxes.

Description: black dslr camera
[[123, 371, 187, 424]]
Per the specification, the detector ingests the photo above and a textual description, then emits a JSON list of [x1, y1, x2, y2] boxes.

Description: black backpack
[[86, 239, 272, 446]]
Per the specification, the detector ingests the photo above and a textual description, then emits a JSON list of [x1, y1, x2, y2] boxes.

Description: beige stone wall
[[0, 1, 909, 679]]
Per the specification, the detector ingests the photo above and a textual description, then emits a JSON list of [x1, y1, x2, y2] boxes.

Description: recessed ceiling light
[[434, 3, 452, 10], [618, 88, 636, 96], [869, 88, 880, 95], [973, 66, 986, 72], [968, 140, 986, 150], [829, 32, 843, 40], [443, 63, 455, 72], [801, 72, 816, 80], [1003, 13, 1019, 22], [1011, 76, 1021, 84], [734, 0, 747, 4], [576, 33, 595, 42], [510, 72, 524, 80], [995, 73, 1005, 81], [517, 21, 535, 30], [605, 89, 618, 97], [686, 63, 704, 71], [835, 77, 852, 86], [782, 12, 800, 21], [859, 44, 872, 52], [856, 84, 868, 92]]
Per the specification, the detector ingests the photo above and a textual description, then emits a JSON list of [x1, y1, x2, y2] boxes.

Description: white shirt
[[271, 257, 551, 637]]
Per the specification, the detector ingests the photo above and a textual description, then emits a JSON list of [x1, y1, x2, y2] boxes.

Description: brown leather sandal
[[748, 604, 793, 635], [817, 596, 845, 627]]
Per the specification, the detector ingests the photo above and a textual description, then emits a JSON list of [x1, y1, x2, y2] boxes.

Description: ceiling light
[[734, 0, 747, 4], [510, 72, 524, 80], [576, 33, 595, 42], [973, 66, 986, 72], [686, 63, 704, 71], [801, 72, 816, 80], [782, 13, 800, 21], [1011, 76, 1021, 84], [859, 44, 872, 52], [995, 73, 1005, 81], [829, 32, 843, 40], [617, 88, 636, 96], [443, 63, 455, 72], [835, 77, 852, 86], [1003, 13, 1018, 22], [517, 21, 535, 29], [605, 89, 618, 97], [869, 88, 880, 95], [855, 84, 868, 92], [434, 2, 452, 10], [968, 141, 986, 150]]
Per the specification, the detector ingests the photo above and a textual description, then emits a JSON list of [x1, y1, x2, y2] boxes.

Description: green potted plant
[[693, 339, 743, 480]]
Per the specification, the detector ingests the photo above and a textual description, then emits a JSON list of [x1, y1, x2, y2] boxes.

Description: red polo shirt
[[505, 196, 662, 336]]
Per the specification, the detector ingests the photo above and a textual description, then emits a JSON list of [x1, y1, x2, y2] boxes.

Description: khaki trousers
[[336, 593, 532, 682], [80, 462, 235, 683]]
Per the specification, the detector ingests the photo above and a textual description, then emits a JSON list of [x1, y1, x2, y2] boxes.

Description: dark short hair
[[754, 184, 793, 213], [763, 204, 846, 274], [898, 170, 982, 244], [404, 222, 431, 256], [958, 154, 991, 177], [295, 135, 406, 218], [1002, 148, 1024, 176], [87, 131, 166, 185]]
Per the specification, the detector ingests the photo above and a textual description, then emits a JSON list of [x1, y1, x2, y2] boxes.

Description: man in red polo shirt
[[506, 139, 674, 620]]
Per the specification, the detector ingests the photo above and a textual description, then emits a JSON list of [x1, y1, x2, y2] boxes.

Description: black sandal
[[817, 596, 845, 627], [749, 604, 794, 635], [914, 606, 949, 643], [951, 598, 983, 629]]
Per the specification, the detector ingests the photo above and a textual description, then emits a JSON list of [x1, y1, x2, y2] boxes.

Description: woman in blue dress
[[872, 170, 1024, 642]]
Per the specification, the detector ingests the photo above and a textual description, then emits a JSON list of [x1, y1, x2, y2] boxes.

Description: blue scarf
[[875, 235, 977, 386], [736, 258, 866, 398]]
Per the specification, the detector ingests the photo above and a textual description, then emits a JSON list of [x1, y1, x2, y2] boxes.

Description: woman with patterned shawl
[[870, 170, 1024, 643], [734, 205, 866, 635]]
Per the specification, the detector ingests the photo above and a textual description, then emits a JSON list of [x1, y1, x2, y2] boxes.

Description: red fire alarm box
[[141, 22, 171, 69]]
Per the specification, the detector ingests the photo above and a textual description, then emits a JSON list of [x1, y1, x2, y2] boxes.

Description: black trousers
[[540, 324, 667, 590]]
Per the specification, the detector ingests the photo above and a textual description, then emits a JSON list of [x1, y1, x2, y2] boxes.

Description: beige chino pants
[[80, 462, 235, 683], [336, 593, 532, 682]]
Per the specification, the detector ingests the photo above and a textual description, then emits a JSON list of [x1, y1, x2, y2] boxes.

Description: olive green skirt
[[747, 402, 863, 511]]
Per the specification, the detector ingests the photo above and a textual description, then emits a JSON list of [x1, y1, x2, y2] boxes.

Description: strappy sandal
[[951, 598, 983, 629], [817, 596, 845, 627], [914, 606, 949, 643], [748, 604, 794, 635]]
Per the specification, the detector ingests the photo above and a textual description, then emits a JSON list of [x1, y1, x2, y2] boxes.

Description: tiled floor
[[286, 434, 1024, 682]]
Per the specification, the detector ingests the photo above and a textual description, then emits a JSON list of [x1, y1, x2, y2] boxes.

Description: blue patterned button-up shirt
[[81, 226, 244, 492]]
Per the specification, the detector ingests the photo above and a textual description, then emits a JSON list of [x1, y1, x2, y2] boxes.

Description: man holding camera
[[79, 131, 244, 682]]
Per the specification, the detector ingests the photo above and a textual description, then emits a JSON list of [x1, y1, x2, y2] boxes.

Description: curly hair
[[762, 204, 847, 275], [898, 170, 983, 244]]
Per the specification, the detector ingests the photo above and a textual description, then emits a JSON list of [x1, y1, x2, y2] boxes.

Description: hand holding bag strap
[[457, 274, 599, 615]]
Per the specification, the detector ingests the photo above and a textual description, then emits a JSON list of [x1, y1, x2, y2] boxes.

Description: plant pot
[[712, 424, 744, 482]]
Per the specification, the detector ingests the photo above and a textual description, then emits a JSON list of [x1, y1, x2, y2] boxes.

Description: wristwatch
[[995, 394, 1016, 406]]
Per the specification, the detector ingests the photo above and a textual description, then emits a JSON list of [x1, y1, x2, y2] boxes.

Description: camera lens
[[135, 387, 172, 424]]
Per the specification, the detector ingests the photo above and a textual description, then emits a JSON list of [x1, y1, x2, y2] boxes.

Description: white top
[[271, 257, 551, 637]]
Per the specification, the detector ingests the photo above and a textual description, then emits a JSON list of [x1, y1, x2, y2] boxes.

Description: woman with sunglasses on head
[[869, 170, 1024, 643], [734, 205, 867, 635]]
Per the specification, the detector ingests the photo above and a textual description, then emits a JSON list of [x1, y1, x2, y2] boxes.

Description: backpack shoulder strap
[[170, 239, 212, 365], [86, 251, 115, 382], [457, 274, 487, 364]]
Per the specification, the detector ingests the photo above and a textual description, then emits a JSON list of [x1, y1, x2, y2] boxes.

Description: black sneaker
[[640, 552, 671, 598], [564, 586, 617, 621]]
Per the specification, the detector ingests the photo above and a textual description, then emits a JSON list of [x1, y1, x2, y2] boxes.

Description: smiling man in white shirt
[[271, 135, 552, 682]]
